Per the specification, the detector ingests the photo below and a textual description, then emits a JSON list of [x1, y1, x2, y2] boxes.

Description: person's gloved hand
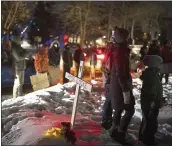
[[123, 91, 130, 104]]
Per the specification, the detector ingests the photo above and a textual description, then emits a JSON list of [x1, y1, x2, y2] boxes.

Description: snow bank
[[1, 76, 172, 146]]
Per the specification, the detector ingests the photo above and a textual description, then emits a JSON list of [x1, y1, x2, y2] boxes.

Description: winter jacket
[[102, 46, 114, 83], [140, 46, 147, 60], [147, 44, 161, 57], [140, 68, 163, 111], [109, 42, 134, 110], [48, 47, 60, 66], [111, 43, 132, 92], [11, 42, 29, 71], [73, 49, 84, 64], [62, 49, 73, 68], [161, 47, 172, 63]]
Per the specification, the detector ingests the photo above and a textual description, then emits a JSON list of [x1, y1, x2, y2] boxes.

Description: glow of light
[[159, 34, 161, 36], [91, 80, 97, 85], [97, 54, 104, 60], [84, 53, 87, 57], [102, 36, 106, 39], [21, 41, 31, 48]]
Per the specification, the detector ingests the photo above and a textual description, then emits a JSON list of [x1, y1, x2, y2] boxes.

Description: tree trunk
[[83, 1, 91, 47], [107, 3, 113, 40], [131, 19, 135, 45]]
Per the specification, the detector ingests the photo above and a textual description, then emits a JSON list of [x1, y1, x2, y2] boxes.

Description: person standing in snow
[[139, 55, 163, 145], [11, 36, 31, 98], [90, 48, 97, 79], [73, 44, 84, 76], [140, 42, 148, 61], [101, 42, 114, 130], [62, 44, 73, 84], [108, 27, 135, 144], [147, 40, 161, 57], [48, 40, 61, 85], [160, 40, 172, 84]]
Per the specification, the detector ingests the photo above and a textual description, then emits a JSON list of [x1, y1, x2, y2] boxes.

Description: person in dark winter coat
[[139, 55, 163, 145], [108, 27, 135, 144], [62, 44, 73, 84], [147, 40, 161, 57], [73, 44, 84, 76], [11, 37, 32, 98], [160, 40, 172, 84], [140, 42, 148, 61], [48, 41, 61, 85], [101, 42, 114, 130]]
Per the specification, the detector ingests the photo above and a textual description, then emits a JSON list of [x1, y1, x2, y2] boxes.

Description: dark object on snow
[[61, 122, 76, 145]]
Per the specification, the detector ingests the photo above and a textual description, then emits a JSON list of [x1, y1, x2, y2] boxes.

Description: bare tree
[[1, 1, 31, 32], [52, 1, 100, 46]]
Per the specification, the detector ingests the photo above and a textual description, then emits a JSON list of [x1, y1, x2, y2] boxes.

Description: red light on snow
[[97, 54, 104, 60]]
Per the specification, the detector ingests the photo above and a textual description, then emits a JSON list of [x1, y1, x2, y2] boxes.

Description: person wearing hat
[[48, 40, 61, 85], [108, 27, 135, 144], [139, 55, 163, 145]]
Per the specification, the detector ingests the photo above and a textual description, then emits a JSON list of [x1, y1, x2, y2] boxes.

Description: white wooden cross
[[65, 61, 92, 128]]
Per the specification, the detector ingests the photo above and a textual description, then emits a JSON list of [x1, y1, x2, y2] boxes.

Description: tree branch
[[7, 1, 22, 30]]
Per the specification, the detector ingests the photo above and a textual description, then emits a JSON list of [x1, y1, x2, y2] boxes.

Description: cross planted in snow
[[65, 61, 92, 128]]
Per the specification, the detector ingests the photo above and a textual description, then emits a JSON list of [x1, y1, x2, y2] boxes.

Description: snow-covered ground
[[1, 76, 172, 146]]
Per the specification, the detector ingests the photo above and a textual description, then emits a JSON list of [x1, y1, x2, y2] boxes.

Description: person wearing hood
[[140, 41, 148, 61], [48, 40, 61, 85], [139, 55, 163, 145], [62, 44, 73, 84], [73, 44, 84, 76], [147, 40, 161, 57], [108, 27, 135, 144], [11, 36, 32, 98]]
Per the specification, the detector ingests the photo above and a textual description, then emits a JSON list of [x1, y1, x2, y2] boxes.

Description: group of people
[[4, 35, 85, 98], [140, 39, 172, 84], [101, 27, 169, 145]]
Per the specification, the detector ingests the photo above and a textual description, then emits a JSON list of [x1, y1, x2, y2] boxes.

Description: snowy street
[[1, 76, 172, 146]]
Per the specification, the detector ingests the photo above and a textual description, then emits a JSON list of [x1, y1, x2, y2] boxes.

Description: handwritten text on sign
[[65, 72, 92, 92]]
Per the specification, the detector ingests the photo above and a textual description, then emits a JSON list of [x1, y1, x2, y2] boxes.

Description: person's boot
[[108, 122, 118, 136], [101, 120, 112, 130]]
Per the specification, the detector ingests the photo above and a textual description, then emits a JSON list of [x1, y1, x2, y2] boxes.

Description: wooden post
[[65, 61, 92, 129], [71, 61, 84, 128]]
